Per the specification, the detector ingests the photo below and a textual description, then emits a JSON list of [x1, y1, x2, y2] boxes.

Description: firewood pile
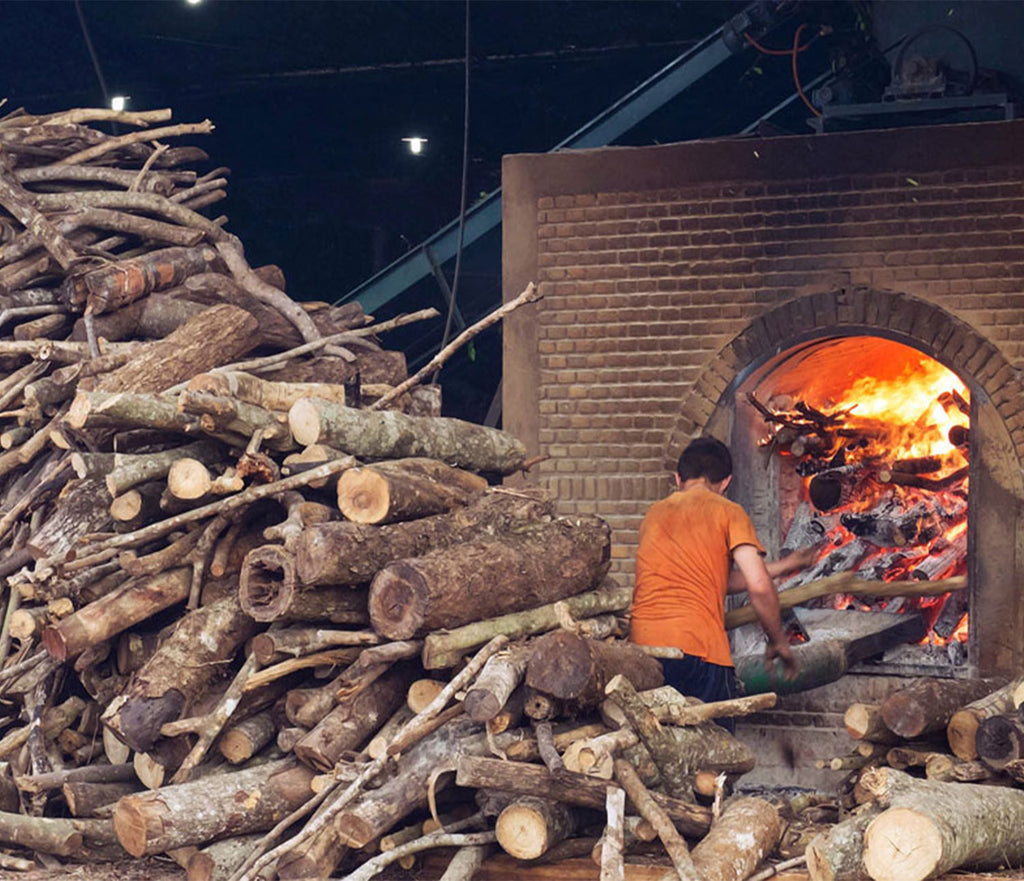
[[0, 105, 806, 881], [792, 674, 1024, 881]]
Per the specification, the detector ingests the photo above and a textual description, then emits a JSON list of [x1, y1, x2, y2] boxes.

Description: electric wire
[[432, 0, 472, 383], [74, 0, 110, 107]]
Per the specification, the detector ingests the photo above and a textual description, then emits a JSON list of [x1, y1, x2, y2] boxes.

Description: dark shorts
[[660, 655, 740, 732]]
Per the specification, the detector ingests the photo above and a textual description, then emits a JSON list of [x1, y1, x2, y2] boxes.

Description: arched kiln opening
[[730, 335, 971, 674]]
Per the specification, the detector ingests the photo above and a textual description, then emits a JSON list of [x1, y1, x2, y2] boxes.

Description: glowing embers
[[744, 336, 970, 654]]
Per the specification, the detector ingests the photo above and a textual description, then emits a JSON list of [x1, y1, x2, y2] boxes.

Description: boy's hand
[[764, 640, 799, 681]]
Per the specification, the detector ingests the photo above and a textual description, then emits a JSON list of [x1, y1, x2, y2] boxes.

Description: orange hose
[[792, 24, 822, 117]]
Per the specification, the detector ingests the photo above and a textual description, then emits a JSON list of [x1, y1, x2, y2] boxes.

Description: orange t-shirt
[[630, 485, 764, 667]]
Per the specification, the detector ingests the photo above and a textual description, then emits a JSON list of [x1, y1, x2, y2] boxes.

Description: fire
[[744, 337, 970, 656]]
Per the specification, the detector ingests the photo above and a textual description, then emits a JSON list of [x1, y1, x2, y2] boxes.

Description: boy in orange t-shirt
[[631, 438, 810, 721]]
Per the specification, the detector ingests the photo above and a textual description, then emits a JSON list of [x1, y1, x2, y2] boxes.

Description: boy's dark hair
[[677, 437, 732, 483]]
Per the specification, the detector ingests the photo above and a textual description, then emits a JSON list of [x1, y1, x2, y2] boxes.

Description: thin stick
[[208, 308, 439, 379], [748, 855, 807, 881], [57, 456, 356, 572], [371, 283, 539, 410], [55, 120, 215, 166], [170, 652, 259, 784], [344, 820, 493, 881]]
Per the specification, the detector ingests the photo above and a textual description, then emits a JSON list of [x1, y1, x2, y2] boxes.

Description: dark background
[[3, 1, 1019, 421]]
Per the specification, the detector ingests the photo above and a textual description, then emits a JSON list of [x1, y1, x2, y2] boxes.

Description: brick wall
[[502, 120, 1024, 596]]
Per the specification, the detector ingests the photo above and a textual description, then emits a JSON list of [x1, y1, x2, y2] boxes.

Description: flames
[[746, 337, 970, 650]]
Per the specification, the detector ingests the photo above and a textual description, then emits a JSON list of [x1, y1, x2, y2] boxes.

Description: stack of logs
[[802, 674, 1024, 881], [0, 104, 808, 881]]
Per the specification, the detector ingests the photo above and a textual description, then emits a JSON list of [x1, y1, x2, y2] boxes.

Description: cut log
[[334, 718, 482, 848], [186, 834, 263, 881], [63, 780, 141, 817], [289, 396, 527, 474], [217, 710, 277, 764], [881, 677, 1004, 740], [947, 677, 1024, 760], [370, 515, 610, 639], [422, 581, 632, 670], [725, 574, 966, 629], [294, 491, 552, 586], [495, 796, 577, 860], [273, 824, 348, 880], [93, 303, 260, 395], [464, 642, 534, 722], [527, 633, 663, 708], [975, 712, 1024, 770], [26, 476, 114, 562], [861, 766, 1024, 881], [293, 665, 412, 772], [112, 758, 315, 857], [238, 543, 369, 624], [102, 594, 257, 752], [336, 458, 486, 524], [62, 245, 218, 313], [250, 626, 379, 666], [455, 755, 711, 838], [690, 796, 780, 881], [805, 805, 880, 881], [42, 567, 191, 661], [844, 703, 898, 744]]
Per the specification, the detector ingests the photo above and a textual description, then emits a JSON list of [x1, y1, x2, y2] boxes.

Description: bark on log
[[336, 458, 486, 524], [369, 515, 610, 639], [725, 574, 966, 629], [112, 758, 315, 857], [947, 677, 1024, 761], [293, 665, 412, 772], [423, 582, 632, 670], [186, 834, 263, 881], [604, 675, 691, 800], [261, 349, 407, 387], [333, 718, 481, 848], [61, 245, 218, 314], [805, 806, 880, 881], [92, 304, 260, 395], [273, 824, 348, 880], [250, 626, 379, 665], [526, 633, 663, 707], [294, 491, 551, 587], [26, 476, 114, 561], [63, 780, 141, 817], [880, 677, 1004, 740], [289, 396, 527, 474], [495, 796, 577, 860], [42, 567, 191, 661], [102, 594, 257, 752], [861, 766, 1024, 881], [690, 796, 780, 881], [455, 755, 711, 838], [464, 642, 534, 722]]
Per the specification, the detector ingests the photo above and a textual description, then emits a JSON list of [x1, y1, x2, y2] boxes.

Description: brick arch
[[666, 286, 1024, 467]]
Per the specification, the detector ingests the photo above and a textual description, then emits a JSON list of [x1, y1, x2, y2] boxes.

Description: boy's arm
[[731, 543, 798, 679], [727, 545, 817, 592]]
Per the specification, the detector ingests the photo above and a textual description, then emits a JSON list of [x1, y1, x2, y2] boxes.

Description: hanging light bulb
[[402, 136, 427, 155]]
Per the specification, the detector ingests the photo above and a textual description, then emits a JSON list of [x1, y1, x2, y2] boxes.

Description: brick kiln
[[503, 117, 1024, 786]]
